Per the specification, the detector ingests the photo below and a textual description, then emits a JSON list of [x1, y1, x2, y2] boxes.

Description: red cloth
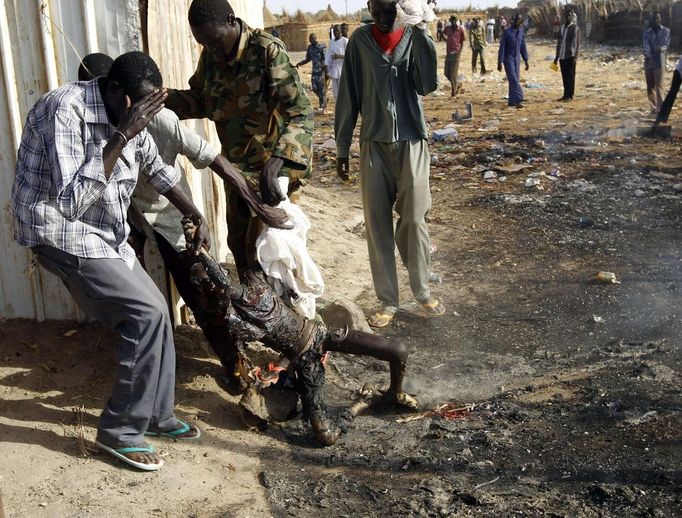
[[372, 25, 406, 55], [444, 25, 465, 54]]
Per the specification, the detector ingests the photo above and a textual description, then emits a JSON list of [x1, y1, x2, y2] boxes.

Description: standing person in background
[[436, 19, 444, 41], [341, 22, 350, 39], [296, 33, 329, 113], [469, 18, 487, 75], [498, 13, 529, 108], [335, 0, 445, 328], [643, 12, 670, 115], [443, 15, 466, 97], [326, 24, 348, 100], [553, 10, 580, 102], [485, 17, 495, 45]]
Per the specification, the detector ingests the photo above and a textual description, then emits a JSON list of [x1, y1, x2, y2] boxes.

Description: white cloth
[[326, 36, 348, 80], [396, 0, 436, 28], [256, 178, 324, 319]]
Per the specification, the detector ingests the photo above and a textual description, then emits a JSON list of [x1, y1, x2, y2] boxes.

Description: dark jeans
[[657, 70, 681, 123], [471, 48, 486, 73], [559, 58, 576, 99]]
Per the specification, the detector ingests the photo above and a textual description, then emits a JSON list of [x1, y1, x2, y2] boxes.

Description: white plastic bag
[[256, 177, 324, 319]]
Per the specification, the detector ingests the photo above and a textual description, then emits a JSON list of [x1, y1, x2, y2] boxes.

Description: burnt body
[[183, 218, 417, 445]]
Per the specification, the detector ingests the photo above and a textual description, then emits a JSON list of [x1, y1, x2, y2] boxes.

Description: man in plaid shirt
[[12, 52, 207, 471]]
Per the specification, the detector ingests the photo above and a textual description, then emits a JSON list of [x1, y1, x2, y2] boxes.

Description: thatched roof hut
[[316, 4, 341, 22], [263, 6, 280, 28]]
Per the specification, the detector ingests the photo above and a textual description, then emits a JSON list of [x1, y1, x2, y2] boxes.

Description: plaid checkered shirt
[[12, 80, 179, 268]]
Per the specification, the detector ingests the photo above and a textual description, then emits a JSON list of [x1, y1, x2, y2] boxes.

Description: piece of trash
[[319, 138, 336, 150], [494, 163, 532, 174], [431, 128, 458, 142], [429, 272, 443, 283], [593, 315, 605, 324], [622, 410, 658, 426], [452, 101, 473, 122], [483, 171, 497, 183], [525, 178, 542, 189], [526, 82, 544, 89], [474, 476, 500, 490], [396, 402, 475, 423], [595, 271, 620, 284], [579, 217, 594, 227], [64, 330, 78, 337]]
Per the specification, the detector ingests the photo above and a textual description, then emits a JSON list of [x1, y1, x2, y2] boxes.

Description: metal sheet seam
[[37, 0, 59, 91], [0, 0, 22, 150]]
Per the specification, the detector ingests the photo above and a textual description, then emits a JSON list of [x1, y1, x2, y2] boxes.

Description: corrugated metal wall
[[0, 0, 263, 321]]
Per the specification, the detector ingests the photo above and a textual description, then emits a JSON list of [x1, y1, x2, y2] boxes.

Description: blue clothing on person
[[498, 26, 529, 106]]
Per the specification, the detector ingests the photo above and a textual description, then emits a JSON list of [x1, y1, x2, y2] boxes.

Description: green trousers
[[359, 139, 432, 308]]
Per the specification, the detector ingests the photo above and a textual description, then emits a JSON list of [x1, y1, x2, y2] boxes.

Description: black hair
[[188, 0, 234, 27], [107, 51, 163, 96], [78, 53, 113, 81]]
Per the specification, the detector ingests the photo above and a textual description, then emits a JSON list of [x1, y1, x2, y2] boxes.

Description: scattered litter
[[622, 80, 642, 90], [432, 128, 458, 142], [525, 82, 545, 89], [396, 402, 475, 423], [474, 476, 500, 490], [593, 315, 605, 324], [595, 271, 620, 284], [494, 163, 532, 174], [319, 138, 336, 150], [452, 101, 473, 122], [483, 171, 498, 183], [548, 108, 565, 115], [64, 329, 78, 337], [579, 217, 594, 227], [622, 410, 658, 426], [525, 177, 543, 189]]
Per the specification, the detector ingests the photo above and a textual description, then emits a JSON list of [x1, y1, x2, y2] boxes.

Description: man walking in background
[[469, 18, 487, 75], [553, 10, 580, 102], [443, 15, 465, 97], [296, 33, 329, 113], [327, 24, 348, 100], [335, 0, 445, 328], [498, 14, 529, 108], [643, 12, 670, 114]]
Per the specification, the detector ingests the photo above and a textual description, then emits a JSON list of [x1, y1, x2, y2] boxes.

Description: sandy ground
[[1, 37, 681, 517]]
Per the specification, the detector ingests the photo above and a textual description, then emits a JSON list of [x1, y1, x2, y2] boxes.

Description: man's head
[[450, 16, 457, 26], [188, 0, 239, 60], [652, 11, 661, 29], [512, 13, 523, 28], [309, 33, 318, 45], [332, 24, 341, 40], [102, 51, 162, 122], [78, 53, 114, 81], [341, 23, 349, 37], [367, 0, 398, 34]]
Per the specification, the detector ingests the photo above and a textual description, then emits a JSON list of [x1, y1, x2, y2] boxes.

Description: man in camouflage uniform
[[296, 33, 328, 113], [166, 0, 314, 278]]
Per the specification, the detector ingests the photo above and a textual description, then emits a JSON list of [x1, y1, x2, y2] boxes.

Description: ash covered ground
[[1, 39, 681, 517]]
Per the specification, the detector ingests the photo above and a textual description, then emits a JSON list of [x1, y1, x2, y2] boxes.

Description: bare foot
[[377, 390, 419, 411]]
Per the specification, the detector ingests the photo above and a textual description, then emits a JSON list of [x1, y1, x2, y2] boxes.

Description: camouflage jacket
[[166, 21, 314, 188]]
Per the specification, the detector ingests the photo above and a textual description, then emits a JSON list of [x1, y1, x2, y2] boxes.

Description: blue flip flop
[[144, 419, 201, 440], [96, 441, 163, 471]]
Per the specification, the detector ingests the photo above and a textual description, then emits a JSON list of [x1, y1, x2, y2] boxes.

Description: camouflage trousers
[[311, 72, 327, 109]]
